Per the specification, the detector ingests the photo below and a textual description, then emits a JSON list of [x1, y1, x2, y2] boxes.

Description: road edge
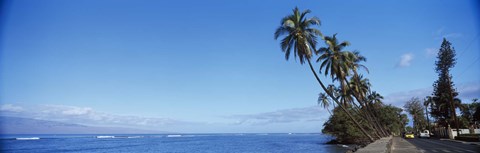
[[439, 138, 480, 146]]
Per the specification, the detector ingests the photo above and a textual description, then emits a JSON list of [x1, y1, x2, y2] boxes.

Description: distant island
[[0, 116, 169, 134]]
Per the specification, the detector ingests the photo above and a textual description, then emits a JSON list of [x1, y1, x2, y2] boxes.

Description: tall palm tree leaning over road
[[317, 34, 386, 138], [274, 7, 375, 142], [316, 34, 351, 96]]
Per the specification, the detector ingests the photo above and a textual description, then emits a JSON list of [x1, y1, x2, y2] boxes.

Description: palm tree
[[350, 75, 388, 137], [337, 86, 355, 108], [349, 74, 370, 101], [316, 33, 385, 138], [367, 91, 389, 136], [438, 93, 464, 135], [317, 34, 374, 111], [318, 93, 333, 115], [473, 99, 480, 126], [349, 51, 369, 74], [316, 34, 351, 93], [424, 96, 434, 132], [368, 91, 383, 104], [327, 84, 338, 99], [274, 7, 321, 64], [346, 47, 389, 137], [274, 7, 375, 142], [461, 98, 479, 129]]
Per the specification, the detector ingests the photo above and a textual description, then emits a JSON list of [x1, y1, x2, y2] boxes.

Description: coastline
[[325, 136, 393, 153]]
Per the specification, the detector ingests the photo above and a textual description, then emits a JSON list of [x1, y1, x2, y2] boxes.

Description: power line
[[456, 33, 480, 78], [457, 33, 479, 59], [458, 56, 480, 78]]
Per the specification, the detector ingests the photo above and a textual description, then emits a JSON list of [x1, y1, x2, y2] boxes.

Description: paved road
[[392, 137, 421, 153], [406, 138, 480, 153]]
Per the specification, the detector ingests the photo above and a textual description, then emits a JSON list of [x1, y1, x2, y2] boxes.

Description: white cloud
[[383, 82, 480, 107], [0, 104, 329, 133], [397, 53, 414, 67], [0, 104, 194, 130], [0, 104, 24, 112], [435, 27, 445, 36], [63, 108, 92, 115], [434, 27, 462, 39], [383, 87, 432, 107], [226, 106, 328, 125], [425, 48, 437, 58], [440, 33, 462, 39], [457, 83, 480, 102], [40, 105, 94, 115]]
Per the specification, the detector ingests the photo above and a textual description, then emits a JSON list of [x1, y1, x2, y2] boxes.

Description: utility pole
[[448, 76, 460, 138]]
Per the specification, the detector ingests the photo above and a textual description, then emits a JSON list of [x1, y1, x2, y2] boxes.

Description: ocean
[[0, 133, 349, 153]]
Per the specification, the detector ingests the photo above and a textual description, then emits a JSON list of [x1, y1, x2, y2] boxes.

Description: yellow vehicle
[[405, 132, 414, 139]]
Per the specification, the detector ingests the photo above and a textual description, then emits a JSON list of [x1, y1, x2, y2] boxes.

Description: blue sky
[[1, 0, 479, 133]]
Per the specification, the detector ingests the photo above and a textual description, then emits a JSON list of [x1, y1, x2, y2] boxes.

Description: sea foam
[[16, 137, 40, 140]]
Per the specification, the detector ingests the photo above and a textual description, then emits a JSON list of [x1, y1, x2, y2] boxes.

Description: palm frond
[[274, 26, 290, 40], [303, 17, 321, 27], [299, 9, 312, 21], [274, 7, 322, 65]]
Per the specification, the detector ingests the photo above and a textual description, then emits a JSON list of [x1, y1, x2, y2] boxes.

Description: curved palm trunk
[[351, 75, 390, 137], [327, 108, 333, 116], [349, 100, 383, 138], [345, 79, 388, 137], [364, 106, 387, 137], [448, 76, 460, 137], [307, 59, 375, 142], [370, 106, 390, 136], [342, 96, 382, 138], [362, 98, 389, 137], [340, 98, 381, 138], [351, 96, 386, 138], [371, 107, 389, 136]]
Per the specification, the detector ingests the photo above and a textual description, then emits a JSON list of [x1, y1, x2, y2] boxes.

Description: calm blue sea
[[0, 133, 348, 153]]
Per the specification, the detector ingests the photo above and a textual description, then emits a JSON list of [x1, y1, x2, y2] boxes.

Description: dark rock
[[326, 139, 341, 144]]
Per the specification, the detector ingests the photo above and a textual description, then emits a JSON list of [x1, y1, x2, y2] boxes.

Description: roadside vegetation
[[460, 98, 480, 129], [403, 97, 427, 133], [427, 39, 478, 134], [401, 39, 479, 137]]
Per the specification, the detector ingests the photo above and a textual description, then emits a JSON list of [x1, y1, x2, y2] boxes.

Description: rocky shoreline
[[325, 137, 392, 153], [325, 139, 363, 152]]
